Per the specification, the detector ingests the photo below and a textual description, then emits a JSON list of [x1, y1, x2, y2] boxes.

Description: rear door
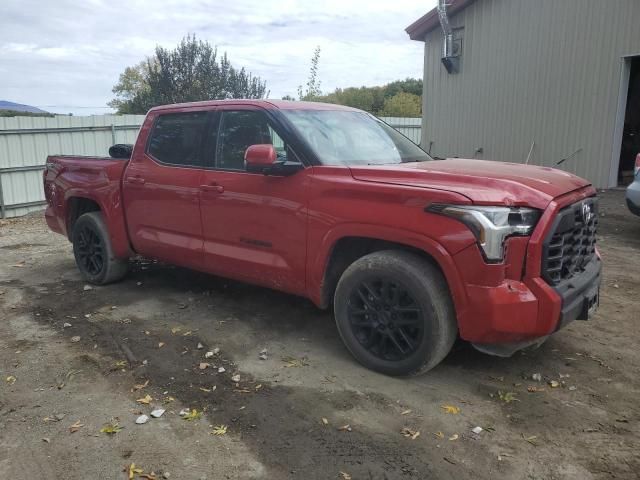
[[198, 105, 310, 295], [123, 110, 209, 269]]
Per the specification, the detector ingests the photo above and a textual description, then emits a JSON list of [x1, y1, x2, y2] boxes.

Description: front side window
[[216, 110, 288, 170], [280, 110, 431, 166], [147, 112, 208, 166]]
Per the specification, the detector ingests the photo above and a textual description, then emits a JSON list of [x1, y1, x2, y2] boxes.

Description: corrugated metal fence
[[0, 114, 421, 218], [0, 115, 144, 218]]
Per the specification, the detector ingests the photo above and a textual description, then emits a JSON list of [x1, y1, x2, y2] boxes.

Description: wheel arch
[[64, 192, 133, 259], [310, 226, 468, 315]]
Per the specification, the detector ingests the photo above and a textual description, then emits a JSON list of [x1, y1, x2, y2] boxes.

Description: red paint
[[245, 144, 277, 166], [44, 100, 599, 347]]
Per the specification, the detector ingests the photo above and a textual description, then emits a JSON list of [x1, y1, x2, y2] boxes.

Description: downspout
[[437, 0, 459, 73]]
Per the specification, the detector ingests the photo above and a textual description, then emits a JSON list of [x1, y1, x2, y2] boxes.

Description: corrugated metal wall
[[0, 115, 144, 217], [0, 114, 421, 218], [420, 0, 640, 187], [380, 116, 422, 144]]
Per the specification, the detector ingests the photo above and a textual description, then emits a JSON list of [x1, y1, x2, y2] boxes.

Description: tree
[[107, 61, 151, 113], [383, 78, 423, 99], [297, 46, 322, 101], [379, 92, 422, 117], [109, 35, 268, 114], [313, 78, 423, 116]]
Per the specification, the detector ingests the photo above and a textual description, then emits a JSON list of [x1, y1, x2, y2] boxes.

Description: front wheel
[[334, 250, 457, 376], [72, 212, 129, 285]]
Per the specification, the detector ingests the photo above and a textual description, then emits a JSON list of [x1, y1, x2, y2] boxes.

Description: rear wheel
[[334, 250, 457, 376], [72, 212, 129, 285]]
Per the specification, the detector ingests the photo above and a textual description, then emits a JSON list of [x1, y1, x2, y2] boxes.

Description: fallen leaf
[[281, 355, 309, 368], [441, 405, 460, 414], [401, 427, 420, 440], [338, 424, 352, 432], [210, 424, 227, 435], [70, 336, 81, 343], [158, 342, 165, 348], [322, 418, 329, 425], [231, 374, 241, 383], [126, 463, 144, 479], [498, 391, 519, 403], [527, 386, 545, 393], [182, 331, 192, 336], [112, 360, 128, 370], [42, 437, 50, 443], [133, 380, 149, 391], [163, 396, 175, 404], [339, 472, 352, 480], [136, 394, 153, 405], [6, 375, 16, 385], [100, 421, 123, 435], [69, 420, 84, 433], [182, 409, 201, 421], [433, 431, 444, 439], [448, 434, 459, 441], [548, 380, 560, 388], [170, 327, 181, 334], [199, 387, 212, 393], [199, 363, 210, 370], [401, 409, 412, 416], [254, 384, 262, 391], [522, 434, 538, 446]]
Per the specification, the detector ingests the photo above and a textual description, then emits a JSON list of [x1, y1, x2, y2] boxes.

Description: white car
[[627, 154, 640, 216]]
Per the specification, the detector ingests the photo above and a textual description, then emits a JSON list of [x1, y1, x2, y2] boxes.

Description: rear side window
[[147, 112, 208, 166]]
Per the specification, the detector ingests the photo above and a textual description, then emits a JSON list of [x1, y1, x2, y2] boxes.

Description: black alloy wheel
[[75, 225, 105, 276], [347, 279, 424, 361]]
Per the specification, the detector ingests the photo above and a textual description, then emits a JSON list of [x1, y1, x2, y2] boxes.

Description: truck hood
[[349, 159, 592, 209]]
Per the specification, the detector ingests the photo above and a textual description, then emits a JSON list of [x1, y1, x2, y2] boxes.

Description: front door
[[199, 106, 310, 295], [123, 110, 209, 269]]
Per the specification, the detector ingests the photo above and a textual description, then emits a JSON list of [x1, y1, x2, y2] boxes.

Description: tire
[[72, 212, 129, 285], [334, 250, 457, 376]]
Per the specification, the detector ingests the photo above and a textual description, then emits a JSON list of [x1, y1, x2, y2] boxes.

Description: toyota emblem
[[581, 202, 593, 224]]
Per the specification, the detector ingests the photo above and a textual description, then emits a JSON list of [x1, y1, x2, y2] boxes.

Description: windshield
[[280, 110, 432, 166]]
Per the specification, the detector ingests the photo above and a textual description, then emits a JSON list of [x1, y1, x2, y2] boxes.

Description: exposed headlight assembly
[[427, 204, 541, 262]]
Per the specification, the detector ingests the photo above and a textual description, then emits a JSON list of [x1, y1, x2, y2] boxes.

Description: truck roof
[[149, 99, 361, 113]]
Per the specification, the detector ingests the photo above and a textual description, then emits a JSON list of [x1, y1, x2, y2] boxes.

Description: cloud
[[0, 0, 435, 115]]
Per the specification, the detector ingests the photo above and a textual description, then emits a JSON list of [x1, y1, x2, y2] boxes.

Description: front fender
[[306, 222, 469, 314]]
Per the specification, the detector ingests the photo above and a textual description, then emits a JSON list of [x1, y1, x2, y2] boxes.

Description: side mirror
[[245, 144, 276, 172], [244, 144, 303, 176]]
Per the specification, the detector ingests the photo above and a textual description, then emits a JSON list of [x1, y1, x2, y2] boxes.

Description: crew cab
[[44, 100, 601, 375]]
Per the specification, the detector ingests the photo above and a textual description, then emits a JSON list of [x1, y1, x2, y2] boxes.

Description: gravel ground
[[1, 189, 639, 480]]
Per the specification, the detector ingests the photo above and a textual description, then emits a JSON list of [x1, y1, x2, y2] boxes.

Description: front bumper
[[453, 191, 601, 349], [554, 256, 601, 330]]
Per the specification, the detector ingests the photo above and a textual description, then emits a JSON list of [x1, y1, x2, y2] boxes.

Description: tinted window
[[148, 112, 208, 166], [217, 110, 288, 170]]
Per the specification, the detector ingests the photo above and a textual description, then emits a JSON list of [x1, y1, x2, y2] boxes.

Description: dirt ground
[[1, 189, 639, 480]]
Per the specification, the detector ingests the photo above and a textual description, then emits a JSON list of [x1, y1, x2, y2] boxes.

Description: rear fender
[[64, 189, 132, 259]]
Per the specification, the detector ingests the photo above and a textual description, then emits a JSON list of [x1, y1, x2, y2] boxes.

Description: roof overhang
[[405, 0, 477, 41]]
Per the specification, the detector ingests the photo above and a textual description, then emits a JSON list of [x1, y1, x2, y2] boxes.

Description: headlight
[[427, 204, 541, 262]]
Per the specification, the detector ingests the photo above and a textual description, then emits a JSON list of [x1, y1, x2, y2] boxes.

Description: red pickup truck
[[44, 100, 601, 375]]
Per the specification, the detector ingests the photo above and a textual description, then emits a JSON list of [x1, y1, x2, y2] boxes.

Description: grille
[[542, 198, 598, 286]]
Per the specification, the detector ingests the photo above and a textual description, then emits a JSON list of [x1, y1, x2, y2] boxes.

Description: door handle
[[125, 176, 146, 185], [200, 183, 224, 193]]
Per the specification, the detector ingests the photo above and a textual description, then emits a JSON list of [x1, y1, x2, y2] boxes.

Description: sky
[[0, 0, 436, 116]]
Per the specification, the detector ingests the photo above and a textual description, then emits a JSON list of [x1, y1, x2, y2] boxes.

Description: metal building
[[407, 0, 640, 188]]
